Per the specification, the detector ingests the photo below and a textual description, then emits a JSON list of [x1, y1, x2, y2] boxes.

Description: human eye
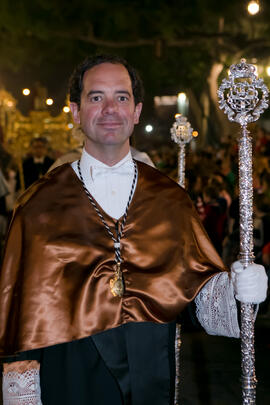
[[118, 95, 129, 102], [89, 94, 102, 102]]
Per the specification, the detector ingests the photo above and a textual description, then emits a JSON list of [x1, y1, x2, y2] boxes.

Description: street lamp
[[177, 92, 186, 103], [145, 124, 153, 133], [177, 92, 188, 115], [46, 98, 54, 106], [22, 88, 30, 96], [247, 0, 260, 15]]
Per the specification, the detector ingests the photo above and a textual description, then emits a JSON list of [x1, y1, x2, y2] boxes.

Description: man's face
[[32, 141, 47, 158], [70, 63, 142, 151]]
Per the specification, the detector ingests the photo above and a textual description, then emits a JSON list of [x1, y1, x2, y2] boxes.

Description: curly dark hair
[[69, 54, 144, 108]]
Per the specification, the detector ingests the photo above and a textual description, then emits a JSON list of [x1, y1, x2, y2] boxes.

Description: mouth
[[97, 122, 122, 129]]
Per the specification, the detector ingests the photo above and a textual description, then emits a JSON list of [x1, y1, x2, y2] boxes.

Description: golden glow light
[[22, 88, 30, 96], [266, 66, 270, 76], [247, 1, 260, 15], [178, 92, 187, 103], [46, 98, 54, 106], [63, 106, 70, 113], [192, 131, 199, 138], [174, 113, 181, 119]]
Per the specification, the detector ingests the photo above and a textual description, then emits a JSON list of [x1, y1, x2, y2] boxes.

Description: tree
[[1, 0, 270, 143]]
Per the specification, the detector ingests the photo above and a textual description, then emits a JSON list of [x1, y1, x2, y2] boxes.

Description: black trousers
[[4, 322, 176, 405]]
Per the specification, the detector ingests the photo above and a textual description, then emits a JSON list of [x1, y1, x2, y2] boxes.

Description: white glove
[[231, 260, 268, 304]]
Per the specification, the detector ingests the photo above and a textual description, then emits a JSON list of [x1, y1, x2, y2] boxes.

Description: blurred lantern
[[22, 88, 30, 96], [177, 92, 188, 115], [46, 98, 54, 106], [145, 124, 153, 133], [247, 0, 260, 15]]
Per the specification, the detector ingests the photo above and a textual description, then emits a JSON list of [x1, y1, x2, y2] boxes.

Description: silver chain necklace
[[77, 159, 138, 297]]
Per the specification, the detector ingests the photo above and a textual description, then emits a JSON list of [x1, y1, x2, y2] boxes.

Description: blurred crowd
[[148, 126, 270, 284], [0, 137, 55, 255], [1, 126, 270, 314]]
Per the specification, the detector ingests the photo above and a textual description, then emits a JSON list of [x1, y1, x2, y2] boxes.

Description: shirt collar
[[79, 148, 133, 181]]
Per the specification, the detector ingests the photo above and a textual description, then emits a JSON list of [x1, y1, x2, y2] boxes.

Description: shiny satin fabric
[[0, 162, 227, 356]]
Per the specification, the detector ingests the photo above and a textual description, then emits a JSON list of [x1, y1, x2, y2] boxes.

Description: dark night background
[[1, 1, 270, 404], [1, 0, 270, 146]]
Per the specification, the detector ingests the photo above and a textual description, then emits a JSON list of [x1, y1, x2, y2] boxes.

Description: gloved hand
[[231, 260, 268, 304]]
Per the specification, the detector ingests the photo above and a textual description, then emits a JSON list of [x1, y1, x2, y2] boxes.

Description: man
[[19, 137, 54, 190], [0, 55, 268, 405]]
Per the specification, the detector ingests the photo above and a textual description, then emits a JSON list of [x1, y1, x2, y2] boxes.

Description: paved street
[[179, 316, 270, 405]]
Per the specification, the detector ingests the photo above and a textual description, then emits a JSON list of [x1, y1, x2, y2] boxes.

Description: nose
[[102, 98, 118, 114]]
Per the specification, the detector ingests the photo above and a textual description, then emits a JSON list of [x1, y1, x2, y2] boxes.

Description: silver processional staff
[[170, 113, 198, 405], [170, 113, 198, 188], [218, 58, 269, 405]]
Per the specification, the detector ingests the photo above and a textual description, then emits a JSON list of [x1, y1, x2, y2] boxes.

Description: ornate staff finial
[[218, 59, 269, 126], [170, 113, 194, 145], [170, 113, 197, 188], [218, 59, 269, 405]]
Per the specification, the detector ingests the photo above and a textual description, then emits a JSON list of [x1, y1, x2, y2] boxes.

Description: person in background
[[202, 185, 227, 256], [19, 137, 54, 190]]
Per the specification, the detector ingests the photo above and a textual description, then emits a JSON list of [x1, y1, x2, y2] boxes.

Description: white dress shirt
[[71, 148, 136, 220]]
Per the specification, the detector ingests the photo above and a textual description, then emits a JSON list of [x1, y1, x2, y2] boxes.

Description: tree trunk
[[207, 62, 233, 140], [186, 89, 202, 132]]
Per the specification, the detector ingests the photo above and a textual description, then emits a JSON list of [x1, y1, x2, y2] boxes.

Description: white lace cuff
[[3, 368, 42, 405], [195, 272, 240, 338]]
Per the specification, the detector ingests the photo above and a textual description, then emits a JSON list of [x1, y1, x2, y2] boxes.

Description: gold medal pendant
[[110, 276, 124, 297], [110, 262, 124, 297]]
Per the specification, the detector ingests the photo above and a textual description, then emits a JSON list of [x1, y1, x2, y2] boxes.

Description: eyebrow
[[86, 90, 131, 97]]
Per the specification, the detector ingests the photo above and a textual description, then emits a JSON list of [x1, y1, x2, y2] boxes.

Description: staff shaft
[[178, 145, 186, 188], [174, 142, 186, 404], [238, 126, 257, 404]]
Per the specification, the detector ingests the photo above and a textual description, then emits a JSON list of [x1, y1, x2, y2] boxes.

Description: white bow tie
[[90, 161, 134, 181], [34, 157, 44, 164]]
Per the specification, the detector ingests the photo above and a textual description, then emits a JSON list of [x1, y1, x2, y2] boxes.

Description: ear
[[134, 103, 143, 125], [70, 102, 80, 124]]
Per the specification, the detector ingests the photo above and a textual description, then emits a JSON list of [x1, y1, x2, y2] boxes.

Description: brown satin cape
[[0, 161, 227, 356]]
